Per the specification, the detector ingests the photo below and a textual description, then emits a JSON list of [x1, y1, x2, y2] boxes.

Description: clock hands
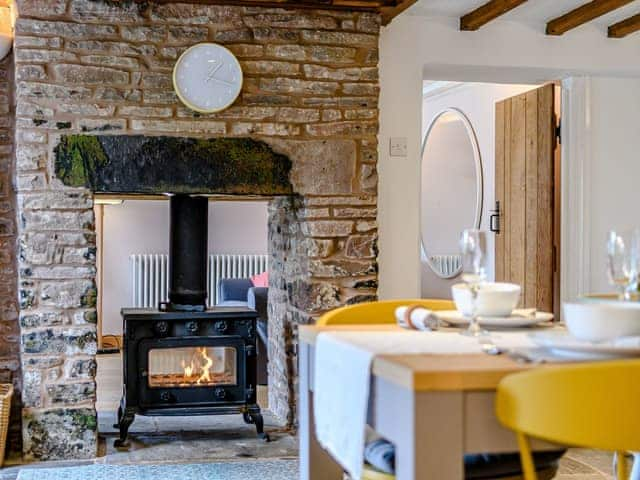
[[205, 59, 234, 88]]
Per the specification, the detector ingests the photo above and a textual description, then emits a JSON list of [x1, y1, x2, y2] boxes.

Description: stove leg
[[251, 411, 270, 442], [242, 410, 270, 441], [114, 407, 135, 448]]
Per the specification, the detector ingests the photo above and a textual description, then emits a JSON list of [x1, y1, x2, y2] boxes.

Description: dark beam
[[546, 0, 634, 35], [121, 0, 393, 12], [117, 0, 414, 27], [460, 0, 528, 31], [381, 0, 419, 25], [608, 13, 640, 37]]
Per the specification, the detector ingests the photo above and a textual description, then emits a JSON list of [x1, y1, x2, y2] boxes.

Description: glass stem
[[469, 285, 480, 333]]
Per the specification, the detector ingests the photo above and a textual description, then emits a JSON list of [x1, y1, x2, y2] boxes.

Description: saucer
[[529, 331, 640, 359], [435, 309, 554, 328]]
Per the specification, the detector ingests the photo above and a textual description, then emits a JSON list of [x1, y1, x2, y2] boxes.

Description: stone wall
[[0, 51, 20, 454], [12, 0, 380, 460]]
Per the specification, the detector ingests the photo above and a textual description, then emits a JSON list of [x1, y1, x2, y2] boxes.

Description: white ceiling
[[407, 0, 640, 29]]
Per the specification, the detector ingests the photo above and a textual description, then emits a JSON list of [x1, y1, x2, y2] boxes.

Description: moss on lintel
[[54, 135, 294, 195]]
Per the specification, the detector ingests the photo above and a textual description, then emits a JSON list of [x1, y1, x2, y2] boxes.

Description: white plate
[[435, 309, 554, 328], [529, 331, 640, 359]]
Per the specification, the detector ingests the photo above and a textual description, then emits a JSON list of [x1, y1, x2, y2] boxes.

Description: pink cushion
[[251, 271, 269, 288]]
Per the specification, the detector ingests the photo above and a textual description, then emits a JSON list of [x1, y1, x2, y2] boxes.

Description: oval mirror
[[420, 108, 483, 279]]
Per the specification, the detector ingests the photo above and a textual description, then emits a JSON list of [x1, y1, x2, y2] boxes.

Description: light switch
[[389, 137, 407, 157]]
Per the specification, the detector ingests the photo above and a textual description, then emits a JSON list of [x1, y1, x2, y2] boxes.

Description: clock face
[[173, 43, 243, 113]]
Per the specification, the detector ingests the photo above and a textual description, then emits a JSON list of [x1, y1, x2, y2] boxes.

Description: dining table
[[298, 324, 564, 480]]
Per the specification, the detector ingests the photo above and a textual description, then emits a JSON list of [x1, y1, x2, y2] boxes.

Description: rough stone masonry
[[10, 0, 380, 460], [0, 51, 20, 453]]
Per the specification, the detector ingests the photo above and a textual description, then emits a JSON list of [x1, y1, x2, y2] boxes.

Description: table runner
[[313, 330, 537, 480]]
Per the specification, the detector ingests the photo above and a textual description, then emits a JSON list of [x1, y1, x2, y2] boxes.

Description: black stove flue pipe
[[168, 194, 208, 311]]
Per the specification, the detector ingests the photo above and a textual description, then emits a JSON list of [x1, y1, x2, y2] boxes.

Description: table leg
[[374, 378, 465, 480], [299, 343, 343, 480]]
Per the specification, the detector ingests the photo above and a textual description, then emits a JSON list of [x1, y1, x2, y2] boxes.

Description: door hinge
[[555, 120, 562, 145]]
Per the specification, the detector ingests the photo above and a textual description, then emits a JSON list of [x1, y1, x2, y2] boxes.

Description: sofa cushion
[[251, 271, 269, 287], [248, 287, 268, 320], [218, 278, 253, 303]]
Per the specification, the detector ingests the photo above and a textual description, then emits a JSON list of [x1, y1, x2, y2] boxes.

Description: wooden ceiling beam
[[546, 0, 635, 35], [381, 0, 418, 25], [121, 0, 396, 12], [117, 0, 414, 25], [460, 0, 528, 31], [608, 13, 640, 37]]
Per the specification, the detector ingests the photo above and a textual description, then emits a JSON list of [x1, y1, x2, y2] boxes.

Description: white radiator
[[429, 254, 462, 277], [130, 254, 269, 308]]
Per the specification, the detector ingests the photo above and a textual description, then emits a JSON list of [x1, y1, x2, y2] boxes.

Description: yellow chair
[[317, 298, 454, 480], [316, 298, 455, 326], [496, 360, 640, 480]]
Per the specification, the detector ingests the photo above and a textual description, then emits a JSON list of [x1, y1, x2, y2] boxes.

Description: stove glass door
[[147, 346, 237, 388]]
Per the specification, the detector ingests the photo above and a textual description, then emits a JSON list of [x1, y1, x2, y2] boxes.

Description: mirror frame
[[420, 107, 484, 279]]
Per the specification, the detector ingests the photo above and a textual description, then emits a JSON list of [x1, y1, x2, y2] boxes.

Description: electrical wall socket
[[389, 137, 407, 157]]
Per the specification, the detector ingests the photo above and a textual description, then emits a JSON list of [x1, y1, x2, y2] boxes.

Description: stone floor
[[95, 353, 297, 464], [1, 354, 623, 479]]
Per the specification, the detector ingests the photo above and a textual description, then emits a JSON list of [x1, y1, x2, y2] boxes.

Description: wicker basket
[[0, 384, 13, 468]]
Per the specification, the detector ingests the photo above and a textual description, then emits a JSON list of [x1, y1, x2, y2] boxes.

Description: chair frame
[[496, 360, 640, 480]]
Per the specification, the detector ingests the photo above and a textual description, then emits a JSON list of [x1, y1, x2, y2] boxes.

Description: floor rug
[[16, 459, 299, 480]]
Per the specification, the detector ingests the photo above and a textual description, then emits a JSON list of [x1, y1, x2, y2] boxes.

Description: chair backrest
[[496, 359, 640, 452], [317, 299, 455, 326]]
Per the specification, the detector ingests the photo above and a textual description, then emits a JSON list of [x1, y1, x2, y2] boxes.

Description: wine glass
[[459, 229, 488, 337], [607, 229, 640, 301]]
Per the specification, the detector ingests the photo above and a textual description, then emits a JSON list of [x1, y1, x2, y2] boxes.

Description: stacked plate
[[436, 282, 554, 328], [436, 309, 554, 328], [528, 299, 640, 359], [528, 331, 640, 359]]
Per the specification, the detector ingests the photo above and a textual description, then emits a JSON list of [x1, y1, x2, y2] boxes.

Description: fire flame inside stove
[[181, 347, 214, 385]]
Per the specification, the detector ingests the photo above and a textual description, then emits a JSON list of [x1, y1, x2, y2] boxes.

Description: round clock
[[173, 43, 243, 113]]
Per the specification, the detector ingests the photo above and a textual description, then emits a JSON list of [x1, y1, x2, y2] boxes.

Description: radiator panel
[[130, 254, 269, 308]]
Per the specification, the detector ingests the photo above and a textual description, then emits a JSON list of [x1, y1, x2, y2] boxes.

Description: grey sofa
[[217, 278, 268, 385]]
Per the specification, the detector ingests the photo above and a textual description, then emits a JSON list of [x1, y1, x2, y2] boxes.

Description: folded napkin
[[364, 438, 395, 475], [395, 305, 439, 331]]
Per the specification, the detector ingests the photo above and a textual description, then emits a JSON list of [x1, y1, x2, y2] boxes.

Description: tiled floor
[[2, 353, 624, 479]]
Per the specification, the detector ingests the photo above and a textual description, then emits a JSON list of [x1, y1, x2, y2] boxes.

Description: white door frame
[[419, 71, 593, 314], [560, 77, 592, 304]]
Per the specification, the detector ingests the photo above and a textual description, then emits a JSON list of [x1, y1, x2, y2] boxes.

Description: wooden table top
[[299, 324, 543, 392]]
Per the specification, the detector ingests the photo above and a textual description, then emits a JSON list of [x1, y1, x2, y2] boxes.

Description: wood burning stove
[[114, 195, 268, 447]]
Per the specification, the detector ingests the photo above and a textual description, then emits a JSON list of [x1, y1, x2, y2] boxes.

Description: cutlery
[[480, 341, 544, 364]]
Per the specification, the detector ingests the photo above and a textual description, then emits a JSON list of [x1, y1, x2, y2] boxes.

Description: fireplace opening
[[93, 194, 272, 446]]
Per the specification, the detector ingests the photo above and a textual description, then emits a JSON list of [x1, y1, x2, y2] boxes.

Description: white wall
[[378, 12, 640, 301], [588, 78, 640, 294], [100, 200, 268, 335], [420, 83, 537, 298]]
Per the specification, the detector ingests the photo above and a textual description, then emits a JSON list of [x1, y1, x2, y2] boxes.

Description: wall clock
[[173, 43, 243, 114]]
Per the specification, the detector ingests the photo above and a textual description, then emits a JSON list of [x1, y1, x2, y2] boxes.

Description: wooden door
[[495, 84, 558, 312]]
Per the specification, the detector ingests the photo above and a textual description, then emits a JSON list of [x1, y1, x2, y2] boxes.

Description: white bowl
[[451, 282, 521, 317], [563, 300, 640, 342]]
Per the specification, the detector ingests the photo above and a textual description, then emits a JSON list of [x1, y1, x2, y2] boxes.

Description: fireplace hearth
[[114, 195, 268, 446]]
